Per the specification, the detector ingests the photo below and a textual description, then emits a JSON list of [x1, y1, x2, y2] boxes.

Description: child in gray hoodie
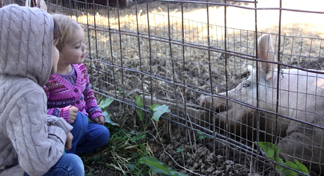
[[0, 4, 84, 176]]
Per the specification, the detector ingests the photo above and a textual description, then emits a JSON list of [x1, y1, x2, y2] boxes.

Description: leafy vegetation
[[139, 157, 188, 176], [258, 142, 309, 176], [98, 97, 118, 126], [82, 96, 186, 175]]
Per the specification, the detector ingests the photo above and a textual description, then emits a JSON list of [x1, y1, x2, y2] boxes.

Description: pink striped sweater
[[44, 63, 104, 123]]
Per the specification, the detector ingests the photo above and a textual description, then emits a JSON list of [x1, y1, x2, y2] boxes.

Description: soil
[[153, 131, 254, 176]]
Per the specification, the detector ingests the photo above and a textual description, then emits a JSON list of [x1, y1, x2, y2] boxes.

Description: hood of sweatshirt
[[0, 4, 53, 87]]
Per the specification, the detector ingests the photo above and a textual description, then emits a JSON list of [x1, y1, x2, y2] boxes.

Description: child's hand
[[69, 106, 78, 124], [65, 132, 73, 151], [94, 115, 105, 125]]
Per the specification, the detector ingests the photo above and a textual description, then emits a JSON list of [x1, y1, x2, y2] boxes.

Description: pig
[[200, 34, 324, 174]]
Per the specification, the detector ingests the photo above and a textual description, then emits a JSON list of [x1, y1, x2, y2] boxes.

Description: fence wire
[[2, 0, 324, 175]]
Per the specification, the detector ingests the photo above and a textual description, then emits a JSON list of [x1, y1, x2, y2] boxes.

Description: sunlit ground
[[73, 0, 324, 39], [152, 0, 324, 38], [71, 0, 324, 62]]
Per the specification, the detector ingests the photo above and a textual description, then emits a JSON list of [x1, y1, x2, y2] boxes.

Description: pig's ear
[[247, 65, 254, 74], [26, 0, 48, 11], [258, 34, 275, 80]]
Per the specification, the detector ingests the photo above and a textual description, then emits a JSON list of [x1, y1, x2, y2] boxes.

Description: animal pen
[[2, 0, 324, 175]]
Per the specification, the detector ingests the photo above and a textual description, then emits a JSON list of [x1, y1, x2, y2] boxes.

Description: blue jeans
[[67, 112, 110, 155], [24, 153, 84, 176]]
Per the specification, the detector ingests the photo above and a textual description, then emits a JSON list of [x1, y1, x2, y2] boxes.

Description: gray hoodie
[[0, 4, 73, 176]]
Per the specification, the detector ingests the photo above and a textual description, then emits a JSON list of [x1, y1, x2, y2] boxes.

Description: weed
[[258, 141, 309, 176], [139, 156, 188, 176], [82, 95, 184, 175], [98, 96, 118, 126], [176, 148, 185, 153], [197, 130, 209, 140]]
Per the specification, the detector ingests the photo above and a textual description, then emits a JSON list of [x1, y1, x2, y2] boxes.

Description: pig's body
[[200, 34, 324, 173], [271, 69, 324, 125]]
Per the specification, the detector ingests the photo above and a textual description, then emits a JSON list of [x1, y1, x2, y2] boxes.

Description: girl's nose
[[82, 43, 87, 50]]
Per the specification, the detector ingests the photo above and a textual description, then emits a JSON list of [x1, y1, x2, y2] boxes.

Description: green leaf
[[140, 157, 171, 175], [149, 104, 158, 110], [152, 105, 170, 122], [176, 148, 184, 153], [136, 108, 144, 121], [170, 171, 188, 176], [283, 160, 298, 176], [197, 130, 209, 140], [135, 95, 144, 121], [104, 113, 119, 126], [135, 95, 144, 108], [294, 159, 309, 175], [276, 155, 285, 165], [126, 164, 136, 172], [98, 97, 114, 109], [102, 111, 109, 118], [140, 157, 188, 176], [276, 161, 297, 176], [285, 160, 297, 170], [275, 165, 284, 174], [258, 142, 276, 160], [258, 142, 309, 176]]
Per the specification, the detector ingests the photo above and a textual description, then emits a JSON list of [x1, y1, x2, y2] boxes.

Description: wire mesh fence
[[2, 0, 324, 175]]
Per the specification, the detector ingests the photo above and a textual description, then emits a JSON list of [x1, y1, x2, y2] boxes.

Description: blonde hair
[[51, 14, 82, 51]]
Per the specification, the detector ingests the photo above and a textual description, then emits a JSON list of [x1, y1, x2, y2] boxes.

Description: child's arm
[[7, 89, 72, 176], [84, 82, 105, 121], [43, 83, 72, 123], [82, 69, 105, 123]]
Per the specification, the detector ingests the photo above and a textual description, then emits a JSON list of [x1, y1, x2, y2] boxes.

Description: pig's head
[[200, 34, 276, 123]]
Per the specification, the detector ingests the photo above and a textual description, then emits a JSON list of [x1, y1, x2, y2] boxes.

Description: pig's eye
[[242, 82, 250, 87]]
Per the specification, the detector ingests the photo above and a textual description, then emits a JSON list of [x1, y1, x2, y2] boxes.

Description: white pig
[[200, 34, 324, 174]]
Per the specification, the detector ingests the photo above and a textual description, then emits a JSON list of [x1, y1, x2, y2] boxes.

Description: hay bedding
[[50, 1, 324, 175]]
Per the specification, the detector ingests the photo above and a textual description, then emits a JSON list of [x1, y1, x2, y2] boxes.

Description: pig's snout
[[199, 94, 229, 113], [199, 94, 207, 106], [199, 94, 214, 108]]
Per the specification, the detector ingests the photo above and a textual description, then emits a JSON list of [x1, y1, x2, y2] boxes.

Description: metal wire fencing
[[2, 0, 324, 175]]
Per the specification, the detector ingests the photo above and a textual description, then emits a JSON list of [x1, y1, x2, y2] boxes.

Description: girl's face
[[51, 40, 59, 74], [59, 26, 86, 65]]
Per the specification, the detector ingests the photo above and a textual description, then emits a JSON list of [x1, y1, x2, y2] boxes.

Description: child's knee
[[74, 112, 88, 131], [62, 154, 84, 175], [98, 125, 110, 144]]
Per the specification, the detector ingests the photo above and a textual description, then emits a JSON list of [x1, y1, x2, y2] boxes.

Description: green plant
[[135, 94, 144, 121], [98, 97, 119, 126], [258, 142, 309, 176], [190, 130, 209, 148], [176, 148, 184, 153], [134, 94, 170, 134], [150, 104, 171, 122], [139, 156, 188, 176], [135, 94, 171, 122], [197, 130, 209, 140], [83, 95, 176, 175], [82, 123, 153, 175]]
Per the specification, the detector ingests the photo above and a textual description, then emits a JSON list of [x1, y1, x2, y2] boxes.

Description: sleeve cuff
[[60, 106, 71, 123], [47, 115, 73, 133], [48, 126, 67, 144], [89, 112, 105, 121]]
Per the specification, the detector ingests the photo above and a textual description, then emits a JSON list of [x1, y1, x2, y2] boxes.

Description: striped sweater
[[44, 63, 104, 123]]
